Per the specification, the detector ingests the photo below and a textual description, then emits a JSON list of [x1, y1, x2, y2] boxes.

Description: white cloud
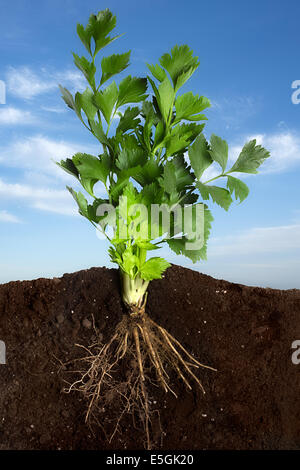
[[6, 66, 85, 100], [229, 131, 300, 175], [55, 69, 86, 92], [0, 135, 105, 216], [40, 106, 67, 114], [200, 131, 300, 182], [6, 67, 55, 99], [165, 222, 300, 288], [0, 179, 76, 216], [248, 132, 300, 173], [209, 96, 257, 130], [0, 106, 35, 125], [209, 223, 300, 257], [0, 135, 97, 182], [0, 210, 21, 223]]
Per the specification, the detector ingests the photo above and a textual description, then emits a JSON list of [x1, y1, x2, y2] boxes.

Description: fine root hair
[[63, 311, 216, 449]]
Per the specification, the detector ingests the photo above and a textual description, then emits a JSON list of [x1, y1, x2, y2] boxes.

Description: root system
[[64, 305, 216, 449]]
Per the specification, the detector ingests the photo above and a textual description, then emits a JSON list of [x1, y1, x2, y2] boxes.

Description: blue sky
[[0, 0, 300, 288]]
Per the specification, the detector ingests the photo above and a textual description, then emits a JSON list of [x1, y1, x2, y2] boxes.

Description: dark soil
[[0, 264, 300, 450]]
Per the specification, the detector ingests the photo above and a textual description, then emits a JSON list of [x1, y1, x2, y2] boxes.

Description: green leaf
[[59, 85, 76, 112], [94, 81, 118, 124], [116, 145, 147, 171], [197, 181, 232, 211], [116, 76, 148, 108], [142, 114, 154, 151], [158, 77, 175, 123], [167, 205, 213, 262], [146, 63, 167, 82], [138, 182, 164, 206], [75, 88, 97, 122], [175, 66, 199, 91], [100, 51, 131, 85], [72, 153, 110, 184], [134, 159, 163, 187], [160, 161, 177, 195], [188, 134, 213, 180], [116, 106, 140, 133], [77, 23, 92, 55], [147, 76, 161, 106], [79, 9, 122, 57], [159, 45, 199, 89], [209, 134, 228, 172], [73, 54, 96, 88], [141, 100, 157, 121], [140, 257, 170, 281], [67, 187, 89, 218], [89, 120, 112, 148], [136, 240, 160, 251], [122, 249, 139, 278], [172, 154, 194, 191], [229, 139, 270, 174], [159, 155, 193, 196], [80, 177, 98, 197], [175, 92, 210, 122], [110, 166, 143, 203], [165, 123, 204, 157], [93, 10, 122, 56], [120, 181, 139, 208], [227, 175, 250, 203], [88, 198, 109, 223], [153, 121, 165, 149], [56, 158, 79, 178]]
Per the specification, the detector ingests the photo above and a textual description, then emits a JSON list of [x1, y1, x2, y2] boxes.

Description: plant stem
[[202, 173, 228, 184], [120, 270, 149, 307]]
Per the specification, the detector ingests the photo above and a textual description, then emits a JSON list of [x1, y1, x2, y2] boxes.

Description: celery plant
[[57, 9, 270, 448]]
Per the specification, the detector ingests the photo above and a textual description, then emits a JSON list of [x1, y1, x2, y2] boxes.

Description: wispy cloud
[[6, 66, 85, 100], [0, 135, 104, 216], [40, 105, 67, 114], [209, 95, 257, 130], [0, 210, 21, 223], [199, 130, 300, 182], [0, 135, 97, 181], [6, 66, 55, 99], [0, 178, 76, 216], [249, 132, 300, 173], [209, 223, 300, 256], [165, 221, 300, 288], [0, 106, 36, 125], [228, 131, 300, 174]]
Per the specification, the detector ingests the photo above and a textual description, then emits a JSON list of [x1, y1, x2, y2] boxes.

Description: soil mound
[[0, 265, 300, 450]]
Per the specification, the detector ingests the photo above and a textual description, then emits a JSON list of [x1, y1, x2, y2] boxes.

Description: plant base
[[64, 305, 216, 449]]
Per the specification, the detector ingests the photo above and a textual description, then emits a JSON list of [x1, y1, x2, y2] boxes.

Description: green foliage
[[167, 205, 214, 262], [72, 153, 110, 184], [140, 258, 171, 281], [77, 9, 122, 57], [174, 92, 210, 123], [57, 8, 270, 287], [188, 134, 212, 179], [94, 81, 118, 124], [226, 175, 249, 203], [209, 134, 228, 172], [100, 52, 131, 85], [159, 45, 200, 91], [73, 54, 96, 89], [229, 140, 270, 174], [116, 76, 148, 108], [196, 182, 232, 211]]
